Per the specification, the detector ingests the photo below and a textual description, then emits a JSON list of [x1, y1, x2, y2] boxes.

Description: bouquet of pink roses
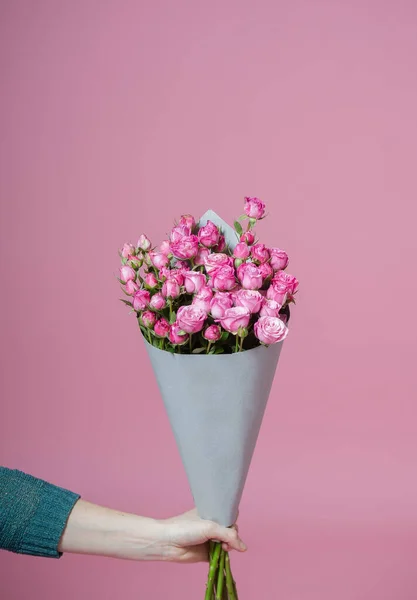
[[118, 197, 298, 599]]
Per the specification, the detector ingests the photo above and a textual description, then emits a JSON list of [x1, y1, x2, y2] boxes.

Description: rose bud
[[251, 243, 270, 264], [198, 220, 220, 248], [240, 231, 255, 245], [244, 196, 266, 220], [234, 289, 263, 314], [169, 323, 189, 345], [216, 235, 226, 252], [194, 247, 210, 266], [162, 277, 181, 299], [233, 242, 251, 260], [133, 289, 151, 311], [170, 235, 199, 260], [145, 272, 158, 289], [159, 266, 171, 281], [203, 325, 222, 342], [150, 251, 169, 269], [140, 310, 156, 328], [204, 253, 233, 275], [269, 248, 289, 271], [254, 316, 288, 345], [125, 280, 139, 295], [137, 234, 151, 251], [150, 293, 167, 310], [212, 265, 236, 292], [259, 262, 273, 281], [170, 225, 190, 243], [120, 265, 136, 283], [184, 271, 206, 294], [176, 305, 207, 334], [219, 306, 251, 334], [121, 243, 135, 258], [154, 318, 170, 338], [159, 240, 172, 256], [210, 292, 233, 319], [237, 263, 263, 290], [129, 255, 142, 270], [260, 299, 282, 317], [179, 214, 196, 231]]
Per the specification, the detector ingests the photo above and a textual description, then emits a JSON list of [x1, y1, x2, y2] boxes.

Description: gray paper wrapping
[[145, 341, 283, 526]]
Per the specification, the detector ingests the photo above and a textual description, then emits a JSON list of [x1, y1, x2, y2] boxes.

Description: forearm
[[58, 499, 166, 561]]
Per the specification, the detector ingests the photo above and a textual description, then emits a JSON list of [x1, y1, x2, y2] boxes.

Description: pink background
[[1, 1, 417, 598]]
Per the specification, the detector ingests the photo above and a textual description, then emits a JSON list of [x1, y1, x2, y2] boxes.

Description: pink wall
[[1, 1, 417, 598]]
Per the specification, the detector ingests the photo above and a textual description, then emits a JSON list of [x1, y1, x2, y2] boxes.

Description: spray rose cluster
[[118, 197, 298, 353]]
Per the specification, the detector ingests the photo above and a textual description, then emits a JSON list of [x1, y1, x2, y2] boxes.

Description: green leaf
[[192, 347, 206, 354], [120, 299, 133, 307], [220, 331, 229, 342], [214, 347, 224, 354], [234, 221, 243, 236]]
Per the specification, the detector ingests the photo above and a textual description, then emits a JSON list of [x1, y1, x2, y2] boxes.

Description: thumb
[[206, 522, 247, 552]]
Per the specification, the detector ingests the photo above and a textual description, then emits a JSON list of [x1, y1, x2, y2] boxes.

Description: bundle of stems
[[205, 542, 239, 600]]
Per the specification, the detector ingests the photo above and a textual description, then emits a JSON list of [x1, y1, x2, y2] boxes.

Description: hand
[[59, 500, 247, 563], [157, 508, 247, 563]]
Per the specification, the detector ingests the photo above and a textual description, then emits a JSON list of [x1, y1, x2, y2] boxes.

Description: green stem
[[189, 335, 193, 354], [235, 336, 239, 353], [205, 542, 221, 600], [206, 341, 212, 354], [169, 300, 173, 323], [225, 553, 236, 600], [216, 549, 226, 599], [239, 336, 244, 352], [147, 330, 152, 344]]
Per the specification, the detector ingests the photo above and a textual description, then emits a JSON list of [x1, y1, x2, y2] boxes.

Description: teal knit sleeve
[[0, 467, 80, 558]]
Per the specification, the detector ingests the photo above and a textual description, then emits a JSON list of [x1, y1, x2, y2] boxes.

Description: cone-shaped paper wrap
[[145, 340, 283, 526]]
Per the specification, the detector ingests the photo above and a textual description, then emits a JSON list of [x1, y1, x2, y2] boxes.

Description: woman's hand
[[59, 500, 246, 563]]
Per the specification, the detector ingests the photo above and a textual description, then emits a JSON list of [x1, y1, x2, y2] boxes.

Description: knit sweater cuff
[[20, 483, 80, 558]]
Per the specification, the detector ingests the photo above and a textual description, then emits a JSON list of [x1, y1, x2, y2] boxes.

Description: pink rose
[[205, 253, 233, 275], [254, 316, 288, 345], [121, 243, 135, 258], [240, 231, 255, 245], [170, 235, 199, 260], [237, 263, 263, 290], [125, 280, 139, 295], [162, 277, 181, 299], [233, 242, 250, 260], [210, 292, 233, 319], [234, 289, 263, 314], [244, 196, 266, 220], [137, 234, 151, 251], [195, 247, 210, 266], [159, 266, 170, 281], [133, 289, 151, 311], [212, 265, 236, 292], [273, 271, 299, 294], [150, 251, 169, 269], [128, 255, 142, 270], [175, 261, 191, 274], [266, 281, 288, 305], [150, 293, 166, 310], [120, 265, 136, 283], [184, 271, 206, 294], [259, 262, 273, 281], [159, 240, 171, 256], [145, 272, 158, 288], [170, 225, 190, 243], [269, 248, 289, 271], [169, 323, 189, 345], [203, 325, 221, 342], [198, 220, 220, 248], [154, 318, 170, 338], [177, 305, 207, 334], [251, 243, 270, 264], [179, 214, 196, 231], [140, 310, 156, 328], [192, 286, 213, 313], [168, 270, 185, 286], [219, 306, 251, 334], [260, 299, 281, 317], [216, 235, 226, 252]]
